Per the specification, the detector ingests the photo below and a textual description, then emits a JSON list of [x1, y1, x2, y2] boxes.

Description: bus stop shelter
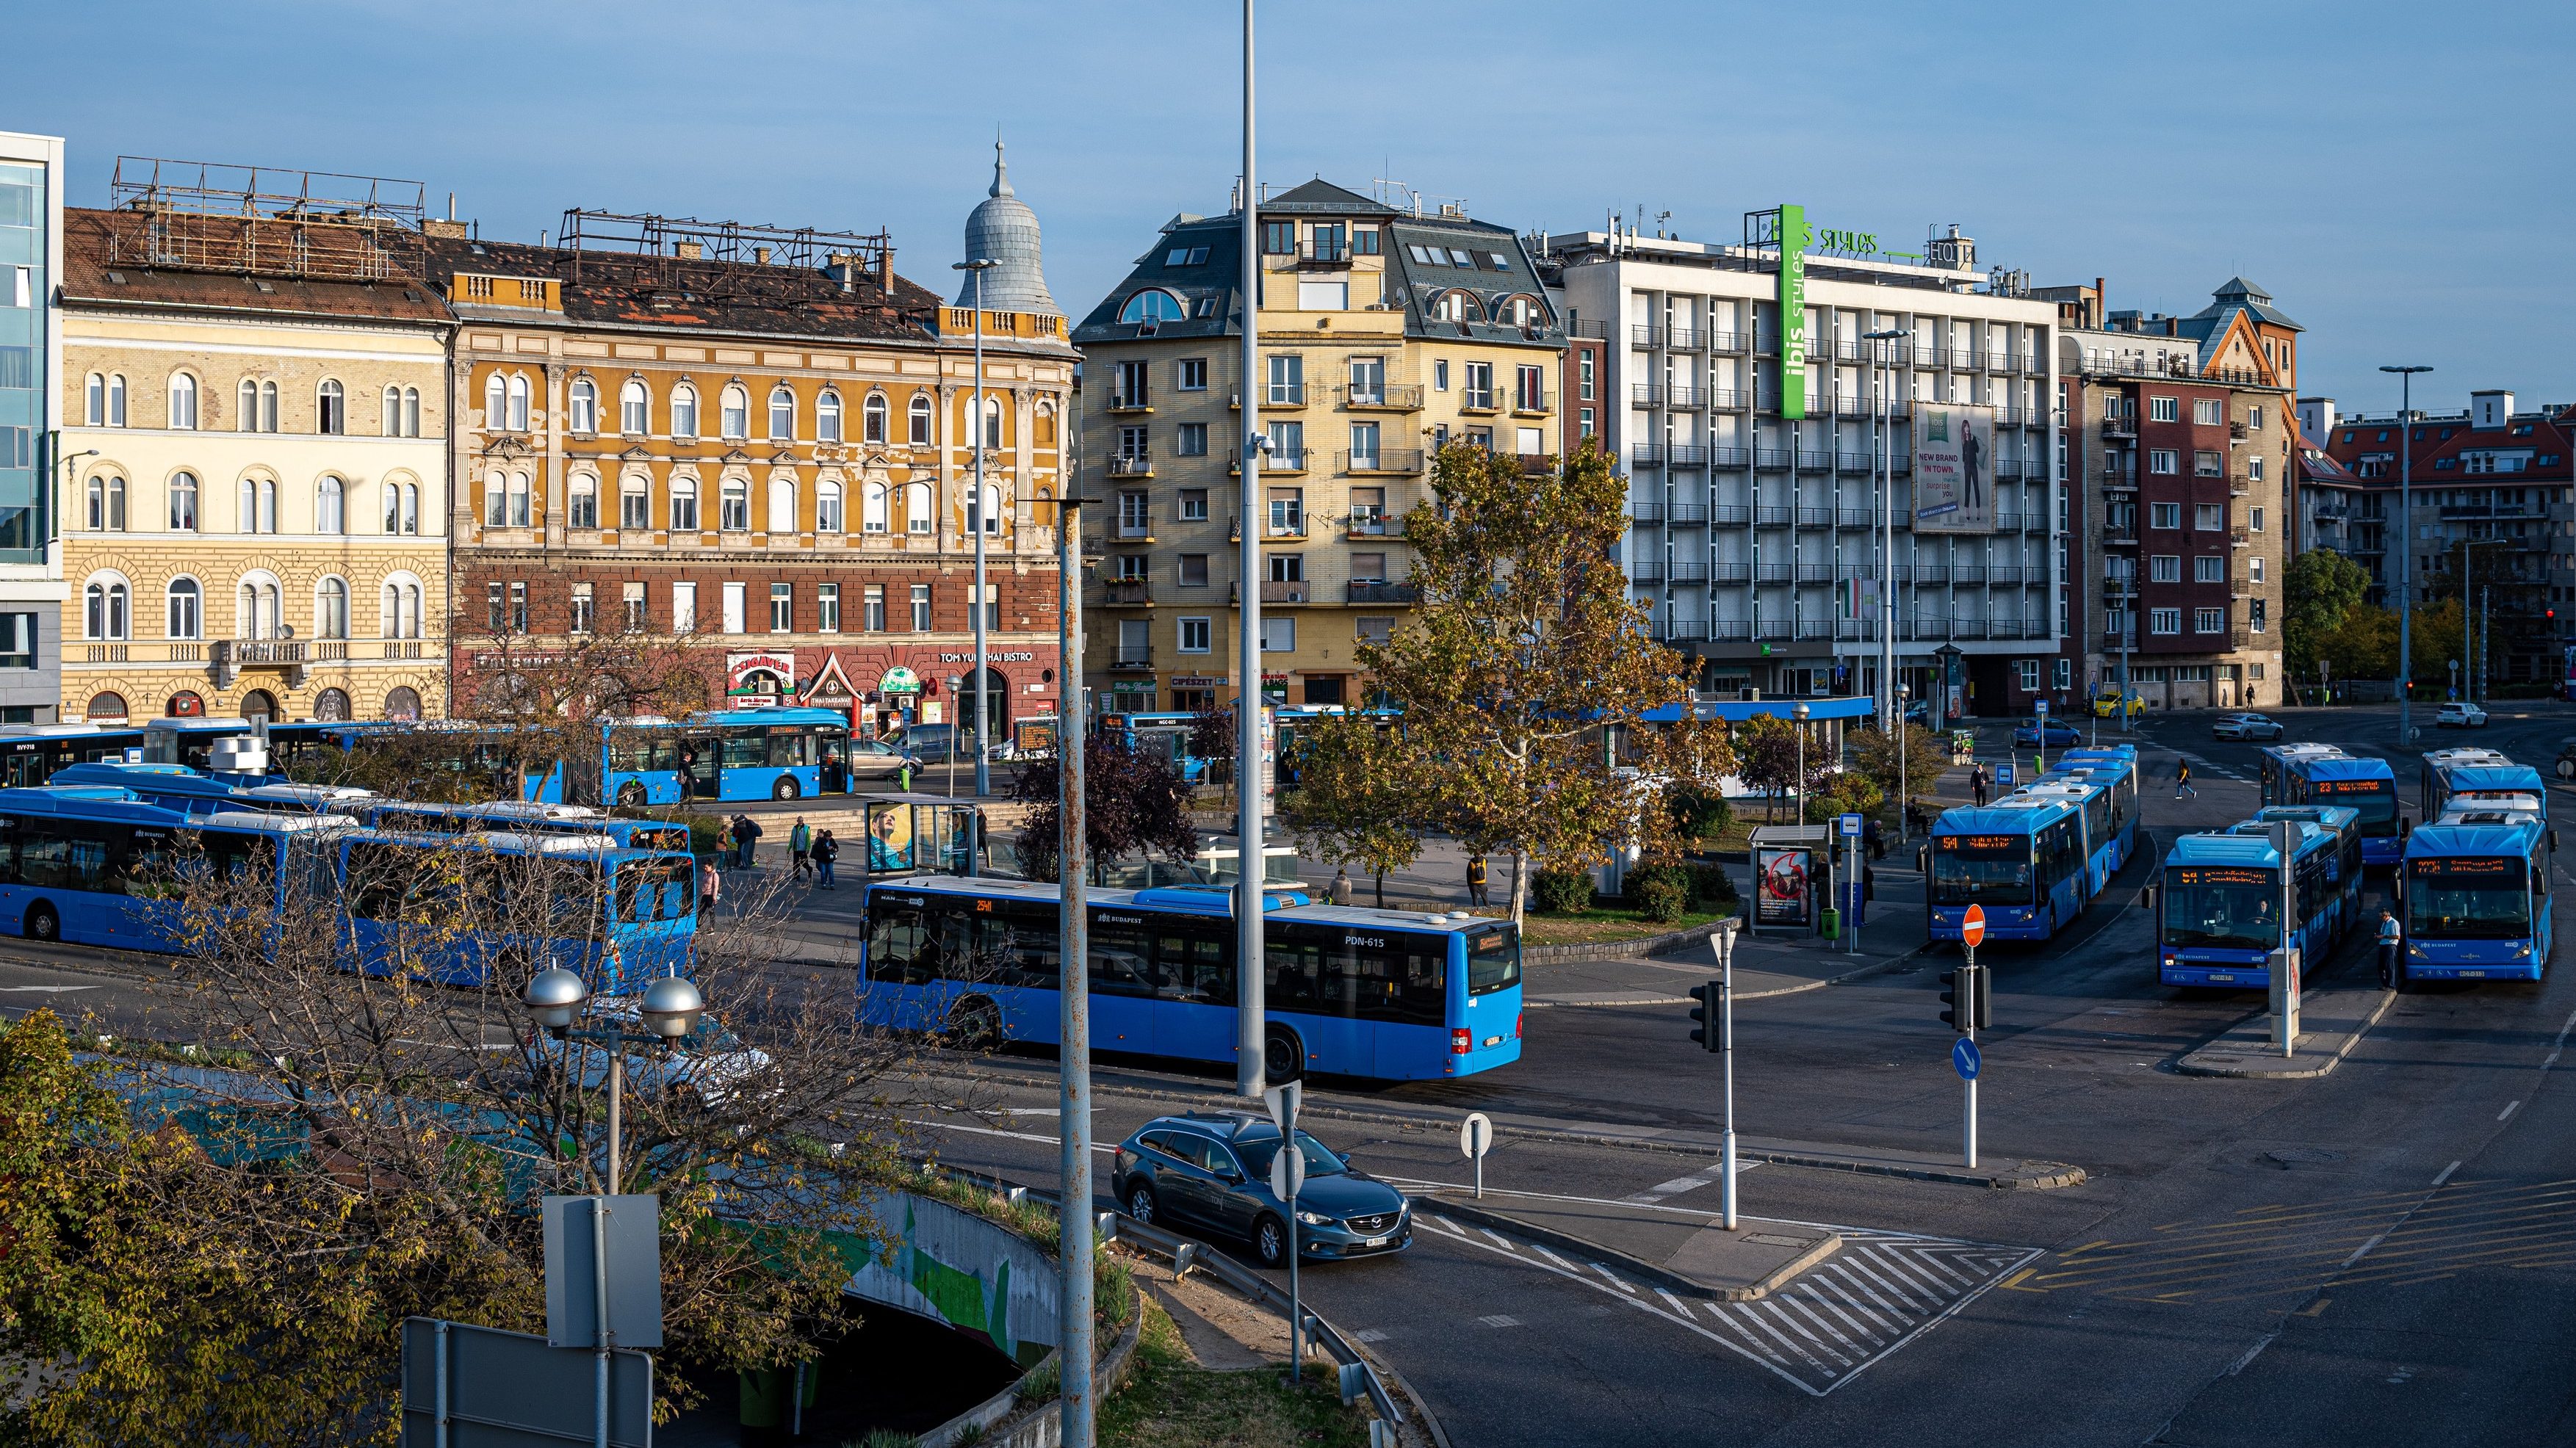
[[854, 793, 988, 876]]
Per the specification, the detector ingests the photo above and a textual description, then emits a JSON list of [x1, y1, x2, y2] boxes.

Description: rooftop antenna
[[1656, 209, 1672, 239]]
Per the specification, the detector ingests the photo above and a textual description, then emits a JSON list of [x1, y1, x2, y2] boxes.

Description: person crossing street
[[790, 817, 812, 880], [2378, 908, 2403, 990], [2176, 760, 2197, 799]]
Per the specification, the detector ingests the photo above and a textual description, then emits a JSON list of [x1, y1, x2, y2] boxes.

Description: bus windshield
[[2163, 866, 2281, 949], [2409, 857, 2531, 939], [1465, 923, 1521, 995], [1931, 837, 2031, 905], [2316, 780, 2397, 831]]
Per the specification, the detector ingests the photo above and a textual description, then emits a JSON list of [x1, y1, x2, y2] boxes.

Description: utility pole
[[956, 257, 999, 803], [1865, 328, 1909, 731], [1235, 0, 1268, 1101], [1056, 396, 1096, 1448], [2382, 365, 2433, 744]]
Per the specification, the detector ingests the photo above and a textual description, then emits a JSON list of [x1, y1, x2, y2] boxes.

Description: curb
[[1526, 940, 1935, 1009], [2174, 988, 2398, 1080], [1744, 1143, 2087, 1192], [1421, 1191, 1840, 1301]]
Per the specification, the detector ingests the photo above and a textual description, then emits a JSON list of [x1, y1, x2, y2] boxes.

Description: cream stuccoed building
[[1540, 212, 2062, 717]]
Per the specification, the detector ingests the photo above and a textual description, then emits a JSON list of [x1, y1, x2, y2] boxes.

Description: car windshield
[[1232, 1129, 1349, 1181], [2163, 867, 2279, 949], [2409, 858, 2530, 939]]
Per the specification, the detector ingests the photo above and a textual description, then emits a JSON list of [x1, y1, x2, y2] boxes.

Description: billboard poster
[[1755, 846, 1814, 928], [1776, 204, 1809, 421], [1911, 404, 1996, 534]]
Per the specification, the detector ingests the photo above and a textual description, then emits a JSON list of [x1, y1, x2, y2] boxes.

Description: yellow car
[[2090, 689, 2144, 719]]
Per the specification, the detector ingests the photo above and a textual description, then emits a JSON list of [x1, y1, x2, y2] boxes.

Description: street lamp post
[[1714, 916, 1740, 1231], [2460, 538, 2508, 706], [1235, 0, 1268, 1101], [2381, 365, 2433, 744], [954, 258, 1000, 801], [1792, 700, 1811, 826], [1054, 416, 1097, 1448], [1864, 328, 1911, 730], [1897, 684, 1911, 843]]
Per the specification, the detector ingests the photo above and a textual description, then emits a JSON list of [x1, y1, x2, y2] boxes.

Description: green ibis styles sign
[[1778, 204, 1808, 421]]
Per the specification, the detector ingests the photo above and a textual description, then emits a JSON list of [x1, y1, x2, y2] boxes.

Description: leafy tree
[[1282, 712, 1424, 907], [1187, 703, 1237, 801], [1847, 720, 1951, 823], [1361, 441, 1692, 925], [1729, 714, 1832, 823], [1011, 733, 1199, 883], [2282, 549, 2370, 699]]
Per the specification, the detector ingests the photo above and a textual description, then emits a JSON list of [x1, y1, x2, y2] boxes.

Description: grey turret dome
[[953, 140, 1059, 314]]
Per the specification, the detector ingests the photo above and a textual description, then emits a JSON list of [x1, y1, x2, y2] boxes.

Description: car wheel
[[1263, 1027, 1304, 1083], [1125, 1182, 1159, 1226], [1252, 1213, 1289, 1269], [617, 781, 648, 808], [773, 775, 801, 800], [23, 902, 57, 942], [944, 996, 1002, 1051]]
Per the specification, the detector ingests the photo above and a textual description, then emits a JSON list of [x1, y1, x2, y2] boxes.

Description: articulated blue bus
[[51, 760, 375, 818], [2259, 746, 2404, 869], [855, 875, 1522, 1083], [0, 717, 367, 787], [2401, 808, 2556, 984], [2011, 777, 2131, 894], [347, 708, 857, 806], [347, 799, 693, 854], [2420, 755, 2547, 823], [1929, 796, 2090, 944], [339, 828, 696, 988], [2155, 819, 2350, 989]]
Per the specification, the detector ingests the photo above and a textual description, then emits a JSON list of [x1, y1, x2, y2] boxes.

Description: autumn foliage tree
[[1282, 711, 1426, 907], [1011, 732, 1199, 883]]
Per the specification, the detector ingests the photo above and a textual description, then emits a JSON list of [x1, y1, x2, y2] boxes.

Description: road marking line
[[1476, 1314, 1521, 1329], [1733, 1301, 1838, 1378], [1530, 1243, 1580, 1274], [1858, 1250, 1946, 1307], [1480, 1226, 1515, 1250], [1656, 1288, 1691, 1317], [1839, 1255, 1931, 1313], [1800, 1282, 1884, 1346], [1774, 1295, 1858, 1363], [1429, 1215, 1462, 1234], [1997, 1267, 2043, 1292], [1592, 1261, 1637, 1293], [2295, 1299, 2330, 1318], [2341, 1231, 2390, 1270], [2434, 1161, 2461, 1187], [2547, 1050, 2563, 1070], [2499, 1101, 2522, 1123], [2226, 1331, 2280, 1377], [1622, 1159, 1752, 1206]]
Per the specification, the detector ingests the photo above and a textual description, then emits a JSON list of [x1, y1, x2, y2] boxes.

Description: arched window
[[165, 578, 201, 640], [621, 379, 650, 434], [485, 373, 506, 431], [619, 475, 649, 530], [767, 477, 796, 533], [670, 477, 700, 531], [168, 471, 199, 532], [237, 576, 282, 640], [506, 374, 530, 432], [383, 482, 401, 533], [862, 480, 889, 534], [720, 383, 749, 440], [85, 692, 129, 723], [238, 378, 259, 432], [108, 374, 126, 427], [982, 396, 1003, 449], [86, 474, 126, 531], [1035, 400, 1056, 447], [168, 373, 198, 430], [385, 686, 423, 722], [238, 477, 276, 534], [975, 481, 1003, 535], [569, 474, 598, 529], [1434, 290, 1482, 323], [862, 393, 889, 445], [381, 385, 402, 436], [402, 387, 420, 438], [259, 380, 277, 432], [1118, 289, 1187, 325], [317, 475, 344, 535], [818, 389, 844, 444], [378, 575, 424, 640], [768, 385, 795, 441], [317, 378, 345, 435], [908, 393, 933, 445], [508, 471, 531, 527], [87, 374, 105, 426], [816, 479, 844, 533], [671, 383, 699, 438], [401, 483, 419, 535], [314, 688, 352, 723], [569, 377, 599, 435], [907, 479, 934, 535], [721, 477, 750, 532], [316, 578, 350, 640], [84, 576, 129, 640]]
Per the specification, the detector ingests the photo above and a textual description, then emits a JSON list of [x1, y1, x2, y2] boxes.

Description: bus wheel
[[618, 781, 647, 808], [945, 996, 1001, 1051], [773, 776, 801, 801], [23, 902, 57, 942], [1263, 1027, 1304, 1083]]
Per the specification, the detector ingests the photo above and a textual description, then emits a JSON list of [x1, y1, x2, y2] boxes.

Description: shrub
[[1670, 788, 1734, 842], [1532, 868, 1595, 915], [1635, 874, 1689, 923], [1684, 862, 1738, 909]]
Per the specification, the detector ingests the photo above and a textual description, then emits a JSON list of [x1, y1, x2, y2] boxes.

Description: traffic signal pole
[[1718, 919, 1739, 1231], [1963, 945, 1979, 1170]]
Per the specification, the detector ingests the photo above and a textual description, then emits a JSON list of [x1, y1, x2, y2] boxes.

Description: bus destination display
[[2413, 855, 2515, 877], [2175, 866, 2270, 887]]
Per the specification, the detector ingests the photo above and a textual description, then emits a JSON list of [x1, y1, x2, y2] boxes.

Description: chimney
[[674, 240, 704, 261], [754, 245, 772, 266], [421, 217, 469, 241]]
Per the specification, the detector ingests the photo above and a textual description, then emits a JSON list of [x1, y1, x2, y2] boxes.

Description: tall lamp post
[[1235, 0, 1269, 1101], [1897, 684, 1911, 842], [2381, 364, 2432, 744], [955, 258, 1000, 800], [1054, 399, 1097, 1448], [1792, 700, 1811, 825], [1864, 328, 1911, 729], [2461, 537, 2508, 706]]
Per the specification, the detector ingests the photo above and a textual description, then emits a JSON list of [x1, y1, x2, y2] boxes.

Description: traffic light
[[1939, 964, 1988, 1033], [1688, 980, 1722, 1052]]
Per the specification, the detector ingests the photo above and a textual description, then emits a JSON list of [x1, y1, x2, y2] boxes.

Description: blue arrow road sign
[[1953, 1037, 1982, 1081]]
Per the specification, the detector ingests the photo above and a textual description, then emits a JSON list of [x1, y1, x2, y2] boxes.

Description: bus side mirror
[[2140, 886, 2157, 912]]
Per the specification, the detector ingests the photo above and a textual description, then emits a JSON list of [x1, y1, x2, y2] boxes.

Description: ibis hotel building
[[1540, 212, 2060, 715]]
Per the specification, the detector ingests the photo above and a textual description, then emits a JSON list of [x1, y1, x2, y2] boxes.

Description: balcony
[[1657, 618, 1710, 642], [1709, 330, 1749, 354], [1262, 383, 1307, 408], [1628, 558, 1665, 584], [1711, 446, 1752, 468], [1835, 451, 1875, 472], [1836, 508, 1875, 529], [1345, 511, 1407, 538], [1633, 383, 1705, 410], [2101, 416, 2137, 439], [217, 639, 306, 667], [1911, 617, 1951, 641], [1994, 458, 2024, 482], [1296, 237, 1350, 267], [1915, 563, 1950, 584], [1714, 562, 1751, 584], [2101, 630, 2137, 651], [1991, 565, 2024, 586], [1262, 449, 1309, 474], [1953, 565, 1988, 586], [1346, 581, 1417, 604], [1670, 502, 1711, 525], [1340, 449, 1424, 474], [1754, 448, 1793, 470], [2228, 525, 2251, 547], [1341, 383, 1424, 411], [2025, 513, 2051, 535], [1756, 563, 1792, 584], [1796, 564, 1835, 585], [1755, 506, 1794, 527], [2229, 420, 2249, 441], [1714, 503, 1751, 525], [1995, 510, 2023, 532], [1711, 618, 1753, 640], [1101, 579, 1152, 606], [1459, 391, 1502, 416], [1708, 389, 1750, 411], [2101, 469, 2137, 492], [1512, 388, 1553, 416], [1797, 450, 1833, 471], [1111, 651, 1155, 672], [1797, 507, 1833, 528], [1112, 515, 1156, 541], [1262, 513, 1308, 540], [1666, 327, 1704, 351], [1105, 453, 1154, 479], [1671, 560, 1711, 585], [1105, 391, 1151, 415], [1630, 325, 1665, 349], [1628, 500, 1664, 525]]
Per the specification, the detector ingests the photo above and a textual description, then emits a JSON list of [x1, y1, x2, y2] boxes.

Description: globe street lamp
[[520, 968, 705, 1192], [954, 258, 1001, 801], [1792, 700, 1811, 826]]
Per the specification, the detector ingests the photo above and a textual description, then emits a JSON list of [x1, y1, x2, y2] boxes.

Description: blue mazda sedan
[[1112, 1112, 1412, 1267]]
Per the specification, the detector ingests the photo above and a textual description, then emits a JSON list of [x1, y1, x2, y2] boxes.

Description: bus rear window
[[1465, 924, 1520, 996]]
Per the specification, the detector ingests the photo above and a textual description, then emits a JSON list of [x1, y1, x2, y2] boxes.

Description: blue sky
[[15, 0, 2572, 413]]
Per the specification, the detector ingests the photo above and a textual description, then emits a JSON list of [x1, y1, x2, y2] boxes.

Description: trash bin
[[1819, 906, 1841, 941]]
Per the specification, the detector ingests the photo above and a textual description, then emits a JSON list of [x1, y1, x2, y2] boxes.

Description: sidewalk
[[1418, 1187, 1838, 1301], [2176, 985, 2397, 1080]]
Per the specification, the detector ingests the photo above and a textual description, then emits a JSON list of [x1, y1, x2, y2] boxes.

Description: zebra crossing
[[1414, 1210, 2037, 1396]]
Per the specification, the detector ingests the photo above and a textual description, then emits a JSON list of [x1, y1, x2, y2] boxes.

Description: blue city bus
[[2420, 757, 2547, 823], [0, 790, 350, 950], [2055, 747, 2140, 822], [1928, 797, 2090, 944], [2156, 822, 2345, 989], [2012, 778, 2129, 893], [2245, 805, 2364, 915], [349, 800, 693, 855], [854, 875, 1523, 1082], [2401, 811, 2555, 984], [2261, 747, 2404, 869], [354, 708, 856, 806], [50, 760, 376, 818], [337, 828, 696, 988], [1093, 712, 1216, 784]]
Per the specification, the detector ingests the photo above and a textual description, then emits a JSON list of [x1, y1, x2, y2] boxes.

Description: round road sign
[[1270, 1145, 1306, 1203], [1961, 904, 1987, 949], [1953, 1037, 1982, 1081], [1460, 1112, 1493, 1161]]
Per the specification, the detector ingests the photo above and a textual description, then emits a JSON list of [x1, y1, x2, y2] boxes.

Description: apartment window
[[2195, 607, 2224, 634], [1178, 488, 1209, 522], [1356, 616, 1395, 646], [569, 477, 598, 529], [981, 396, 1003, 449], [1349, 486, 1385, 532], [907, 481, 933, 535], [2053, 659, 2073, 691], [1118, 619, 1151, 665], [671, 582, 697, 634], [2193, 555, 2222, 583], [165, 579, 201, 640], [1263, 220, 1296, 254], [2151, 554, 2182, 583], [2249, 557, 2266, 586], [1462, 361, 1495, 410], [1349, 551, 1387, 583], [2194, 449, 2223, 477], [2248, 457, 2265, 482], [569, 582, 595, 635], [621, 380, 649, 434], [672, 383, 699, 438], [979, 583, 1000, 631], [84, 474, 125, 531], [1348, 357, 1385, 405], [569, 379, 598, 435], [770, 582, 793, 632], [2248, 405, 2265, 431], [671, 478, 701, 531], [1352, 225, 1381, 256], [2195, 503, 2222, 531], [508, 582, 528, 634], [2149, 396, 2179, 423], [721, 581, 747, 634], [243, 477, 280, 534], [1579, 352, 1595, 402], [623, 581, 646, 631], [1116, 425, 1148, 462], [970, 482, 1002, 536], [487, 582, 505, 632], [1267, 354, 1304, 405], [1178, 554, 1209, 587], [910, 584, 932, 631], [2193, 399, 2223, 426], [824, 390, 849, 444], [1115, 360, 1149, 408], [817, 480, 844, 533], [168, 373, 198, 430], [2149, 449, 2178, 474], [1268, 487, 1304, 536], [1270, 554, 1305, 583], [1179, 616, 1212, 653], [1260, 617, 1296, 651], [168, 471, 198, 532], [2150, 607, 2181, 635], [2018, 659, 2040, 692], [83, 579, 128, 640], [2145, 502, 2177, 530], [863, 584, 886, 631], [1265, 421, 1304, 470], [1175, 422, 1208, 457], [1349, 421, 1381, 468], [1579, 408, 1595, 438], [1118, 490, 1150, 534], [1434, 360, 1450, 392], [908, 394, 933, 444], [768, 385, 795, 441], [1112, 554, 1146, 582], [1515, 364, 1545, 411], [619, 477, 650, 530], [2249, 506, 2265, 532], [816, 582, 841, 632], [2251, 599, 2268, 634], [1177, 358, 1208, 391], [721, 384, 750, 439], [721, 479, 750, 532]]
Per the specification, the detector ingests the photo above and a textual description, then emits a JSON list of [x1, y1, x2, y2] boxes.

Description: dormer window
[[1119, 289, 1187, 325]]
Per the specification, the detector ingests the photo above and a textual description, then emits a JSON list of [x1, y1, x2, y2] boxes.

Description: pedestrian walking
[[1863, 815, 1885, 861], [1330, 868, 1354, 906], [1467, 854, 1490, 908], [699, 858, 722, 916], [1971, 765, 1989, 808], [2176, 760, 2197, 799], [813, 830, 840, 889], [732, 813, 765, 868], [2377, 908, 2402, 990], [790, 817, 813, 880]]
